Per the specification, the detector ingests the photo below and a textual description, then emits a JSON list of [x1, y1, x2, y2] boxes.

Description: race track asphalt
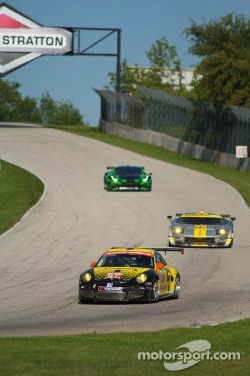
[[0, 123, 249, 336]]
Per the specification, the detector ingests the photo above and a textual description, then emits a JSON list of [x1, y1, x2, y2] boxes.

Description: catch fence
[[95, 87, 250, 156]]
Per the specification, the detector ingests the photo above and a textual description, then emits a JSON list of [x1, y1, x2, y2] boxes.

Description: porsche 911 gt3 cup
[[79, 247, 183, 303], [167, 211, 236, 248]]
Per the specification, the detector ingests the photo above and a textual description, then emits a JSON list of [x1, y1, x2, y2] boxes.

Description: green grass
[[0, 319, 249, 376], [0, 160, 44, 235], [0, 124, 249, 375]]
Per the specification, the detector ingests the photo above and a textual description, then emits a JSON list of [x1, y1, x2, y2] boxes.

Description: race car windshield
[[176, 217, 228, 225], [96, 254, 154, 268], [115, 167, 143, 176]]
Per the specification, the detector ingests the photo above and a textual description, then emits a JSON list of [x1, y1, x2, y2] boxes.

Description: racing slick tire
[[78, 298, 93, 304], [78, 298, 86, 304], [173, 275, 181, 299]]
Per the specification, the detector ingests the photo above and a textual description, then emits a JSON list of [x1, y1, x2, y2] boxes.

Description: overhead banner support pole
[[69, 27, 122, 94], [116, 28, 121, 93]]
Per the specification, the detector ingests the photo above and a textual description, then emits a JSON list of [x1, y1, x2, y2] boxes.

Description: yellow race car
[[79, 247, 183, 303], [168, 211, 236, 248]]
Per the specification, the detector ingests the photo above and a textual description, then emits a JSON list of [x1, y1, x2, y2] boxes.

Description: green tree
[[0, 80, 84, 125], [39, 92, 58, 125], [15, 96, 42, 123], [54, 101, 83, 125], [106, 59, 146, 94], [0, 79, 22, 121], [0, 79, 41, 122], [106, 37, 182, 95], [184, 13, 250, 107], [146, 37, 179, 69], [39, 92, 83, 125]]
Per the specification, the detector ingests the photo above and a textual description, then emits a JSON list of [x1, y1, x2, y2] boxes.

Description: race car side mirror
[[156, 262, 165, 269], [167, 215, 172, 222], [231, 217, 236, 221], [91, 261, 97, 267]]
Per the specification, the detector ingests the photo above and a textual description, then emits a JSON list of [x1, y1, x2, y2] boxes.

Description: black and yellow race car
[[79, 247, 183, 303], [168, 211, 236, 248], [104, 165, 152, 191]]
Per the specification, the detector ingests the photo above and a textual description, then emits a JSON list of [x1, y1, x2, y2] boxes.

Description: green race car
[[104, 165, 152, 191]]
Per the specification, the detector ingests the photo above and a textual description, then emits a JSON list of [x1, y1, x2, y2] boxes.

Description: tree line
[[0, 80, 84, 125], [0, 12, 249, 126], [107, 13, 250, 108]]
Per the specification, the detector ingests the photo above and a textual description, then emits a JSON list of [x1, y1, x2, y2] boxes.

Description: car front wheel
[[173, 275, 180, 299]]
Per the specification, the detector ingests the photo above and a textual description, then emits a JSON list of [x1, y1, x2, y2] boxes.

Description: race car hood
[[93, 266, 150, 281], [185, 224, 224, 236]]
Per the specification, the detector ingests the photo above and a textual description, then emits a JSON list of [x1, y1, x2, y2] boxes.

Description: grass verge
[[0, 319, 249, 376], [0, 160, 44, 235]]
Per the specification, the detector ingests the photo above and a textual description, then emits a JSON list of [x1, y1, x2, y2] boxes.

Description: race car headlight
[[81, 273, 92, 282], [216, 228, 227, 235], [111, 176, 118, 183], [136, 273, 147, 283], [142, 176, 148, 182], [173, 227, 184, 234]]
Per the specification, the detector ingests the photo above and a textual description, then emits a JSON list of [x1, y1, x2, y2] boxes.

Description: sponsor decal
[[104, 251, 153, 257], [105, 272, 122, 279], [98, 285, 122, 291]]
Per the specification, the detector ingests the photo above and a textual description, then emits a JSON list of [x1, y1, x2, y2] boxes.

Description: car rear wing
[[144, 247, 184, 255], [221, 214, 236, 220], [111, 247, 184, 263], [144, 247, 184, 262], [106, 166, 145, 169], [140, 247, 184, 255], [168, 213, 236, 221], [111, 247, 184, 254], [167, 214, 189, 222]]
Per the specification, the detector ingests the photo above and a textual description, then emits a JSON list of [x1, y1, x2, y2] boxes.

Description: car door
[[155, 252, 169, 293]]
